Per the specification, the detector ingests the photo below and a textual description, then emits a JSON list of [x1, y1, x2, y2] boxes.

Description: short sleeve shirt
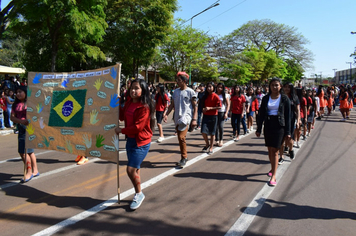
[[172, 87, 197, 129], [11, 102, 27, 120], [203, 93, 221, 116], [230, 95, 246, 114]]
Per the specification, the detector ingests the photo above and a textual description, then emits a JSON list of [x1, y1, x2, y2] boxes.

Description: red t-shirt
[[11, 102, 27, 120], [231, 95, 246, 114], [125, 102, 141, 138], [203, 93, 221, 116], [0, 97, 7, 110], [300, 97, 307, 118], [155, 93, 169, 112]]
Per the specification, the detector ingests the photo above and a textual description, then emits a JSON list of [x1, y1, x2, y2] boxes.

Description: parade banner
[[26, 65, 121, 162]]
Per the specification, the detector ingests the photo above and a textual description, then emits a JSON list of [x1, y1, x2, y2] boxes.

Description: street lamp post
[[188, 2, 220, 85]]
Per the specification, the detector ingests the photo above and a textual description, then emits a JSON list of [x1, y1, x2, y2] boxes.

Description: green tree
[[220, 19, 313, 71], [158, 22, 214, 82], [9, 0, 108, 72], [103, 0, 177, 77], [284, 59, 304, 83], [220, 45, 287, 84]]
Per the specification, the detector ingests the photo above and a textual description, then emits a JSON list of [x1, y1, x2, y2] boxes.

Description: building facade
[[335, 68, 356, 84]]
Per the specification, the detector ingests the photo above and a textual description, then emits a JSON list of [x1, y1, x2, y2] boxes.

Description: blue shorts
[[18, 124, 34, 154], [247, 111, 255, 117], [126, 137, 150, 169]]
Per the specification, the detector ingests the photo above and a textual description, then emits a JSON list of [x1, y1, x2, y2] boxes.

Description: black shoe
[[176, 158, 188, 167], [316, 117, 321, 120], [289, 150, 295, 160], [284, 146, 289, 153], [202, 146, 209, 152], [278, 157, 284, 165]]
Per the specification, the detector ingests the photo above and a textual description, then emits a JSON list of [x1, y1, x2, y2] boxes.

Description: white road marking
[[224, 138, 307, 236], [32, 133, 252, 236]]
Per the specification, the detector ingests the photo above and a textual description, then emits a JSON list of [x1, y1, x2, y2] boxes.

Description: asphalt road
[[0, 111, 355, 236]]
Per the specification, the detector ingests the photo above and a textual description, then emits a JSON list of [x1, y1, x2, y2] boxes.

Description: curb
[[0, 129, 15, 135]]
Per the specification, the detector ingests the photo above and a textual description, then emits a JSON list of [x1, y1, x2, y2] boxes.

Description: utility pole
[[333, 69, 337, 84]]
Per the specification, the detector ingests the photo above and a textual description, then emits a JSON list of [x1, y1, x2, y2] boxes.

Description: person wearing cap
[[163, 71, 197, 167]]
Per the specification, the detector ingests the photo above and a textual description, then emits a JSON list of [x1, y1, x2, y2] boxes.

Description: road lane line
[[32, 133, 252, 236], [224, 138, 307, 236], [0, 150, 55, 164]]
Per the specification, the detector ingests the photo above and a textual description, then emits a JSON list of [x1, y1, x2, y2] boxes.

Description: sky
[[1, 0, 355, 78]]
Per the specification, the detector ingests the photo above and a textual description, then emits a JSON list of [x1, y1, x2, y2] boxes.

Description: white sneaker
[[340, 118, 346, 122], [157, 137, 164, 143], [246, 129, 250, 133], [250, 127, 254, 131]]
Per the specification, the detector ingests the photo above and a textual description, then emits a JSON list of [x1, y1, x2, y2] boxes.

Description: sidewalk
[[0, 128, 15, 135]]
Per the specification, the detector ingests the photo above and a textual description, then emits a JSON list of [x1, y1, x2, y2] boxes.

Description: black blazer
[[257, 94, 291, 136]]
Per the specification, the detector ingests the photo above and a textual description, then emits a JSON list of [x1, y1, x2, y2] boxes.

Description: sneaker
[[176, 158, 188, 167], [346, 116, 350, 119], [233, 137, 239, 142], [278, 157, 284, 165], [302, 135, 306, 140], [157, 136, 164, 143], [250, 127, 254, 131], [75, 155, 82, 162], [296, 143, 300, 148], [307, 133, 310, 137], [340, 118, 346, 122], [246, 129, 250, 133], [202, 146, 209, 152], [77, 157, 88, 165], [284, 146, 288, 153], [207, 150, 214, 155], [130, 193, 145, 210], [289, 150, 295, 160]]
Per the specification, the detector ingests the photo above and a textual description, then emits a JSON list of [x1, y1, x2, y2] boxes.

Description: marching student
[[155, 84, 169, 143], [11, 86, 40, 183], [200, 82, 221, 154], [115, 79, 154, 210], [215, 83, 230, 147], [230, 85, 246, 142], [256, 78, 291, 187], [163, 72, 197, 167]]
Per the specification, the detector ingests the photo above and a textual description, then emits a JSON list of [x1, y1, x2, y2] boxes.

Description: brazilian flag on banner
[[48, 89, 87, 127]]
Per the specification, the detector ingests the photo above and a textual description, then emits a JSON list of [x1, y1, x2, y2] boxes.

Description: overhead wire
[[196, 0, 248, 28]]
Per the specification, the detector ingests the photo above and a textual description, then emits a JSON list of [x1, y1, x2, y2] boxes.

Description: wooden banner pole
[[116, 63, 121, 204]]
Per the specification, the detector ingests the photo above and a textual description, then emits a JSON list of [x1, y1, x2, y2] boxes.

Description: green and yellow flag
[[26, 65, 121, 162]]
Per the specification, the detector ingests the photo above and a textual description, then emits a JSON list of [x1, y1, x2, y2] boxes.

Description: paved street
[[0, 111, 355, 236]]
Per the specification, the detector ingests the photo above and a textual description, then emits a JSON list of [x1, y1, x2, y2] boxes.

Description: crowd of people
[[0, 74, 27, 130], [2, 71, 356, 210], [115, 72, 355, 209]]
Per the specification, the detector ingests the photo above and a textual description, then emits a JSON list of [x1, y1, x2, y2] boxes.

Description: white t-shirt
[[218, 94, 228, 113], [267, 95, 281, 115], [314, 96, 320, 112]]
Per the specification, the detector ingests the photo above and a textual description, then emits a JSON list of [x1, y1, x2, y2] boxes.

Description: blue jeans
[[197, 107, 203, 127], [231, 113, 242, 136], [7, 106, 13, 127], [0, 109, 4, 128], [241, 114, 247, 134]]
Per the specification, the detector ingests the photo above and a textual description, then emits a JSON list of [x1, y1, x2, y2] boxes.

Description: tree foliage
[[220, 45, 287, 85], [158, 22, 216, 82], [103, 0, 177, 77], [222, 19, 313, 69], [8, 0, 108, 72]]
